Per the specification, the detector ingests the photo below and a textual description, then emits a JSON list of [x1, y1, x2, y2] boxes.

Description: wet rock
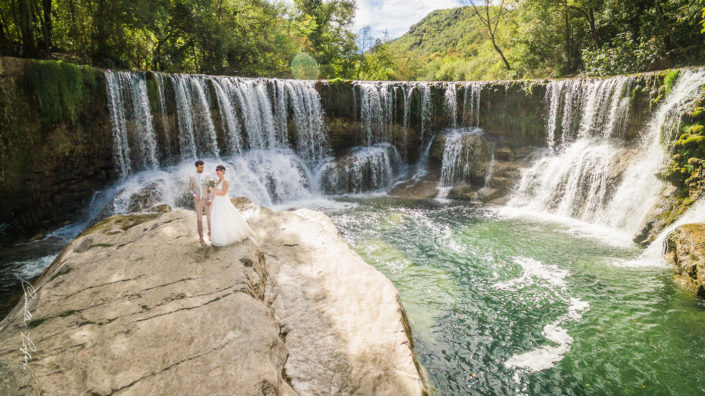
[[476, 187, 500, 202], [495, 146, 514, 161], [447, 183, 476, 200], [664, 223, 705, 298]]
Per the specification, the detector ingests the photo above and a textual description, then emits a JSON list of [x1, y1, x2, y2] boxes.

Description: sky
[[353, 0, 466, 41]]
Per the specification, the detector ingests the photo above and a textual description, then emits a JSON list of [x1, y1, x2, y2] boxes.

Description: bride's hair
[[216, 165, 226, 172]]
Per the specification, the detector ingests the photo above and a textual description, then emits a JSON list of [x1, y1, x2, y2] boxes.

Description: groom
[[188, 160, 213, 242]]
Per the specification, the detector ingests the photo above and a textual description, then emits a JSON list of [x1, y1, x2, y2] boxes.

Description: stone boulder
[[664, 223, 705, 298], [0, 204, 424, 395]]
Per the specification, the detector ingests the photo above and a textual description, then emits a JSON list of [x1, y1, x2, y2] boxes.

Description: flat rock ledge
[[664, 223, 705, 299], [0, 201, 424, 395]]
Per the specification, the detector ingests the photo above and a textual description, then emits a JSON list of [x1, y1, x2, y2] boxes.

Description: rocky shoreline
[[664, 223, 705, 299], [0, 201, 424, 395]]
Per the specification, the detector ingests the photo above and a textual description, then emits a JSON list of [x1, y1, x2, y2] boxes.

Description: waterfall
[[209, 77, 243, 155], [272, 79, 290, 146], [170, 74, 198, 160], [93, 150, 314, 218], [105, 72, 131, 176], [462, 82, 482, 128], [402, 84, 415, 160], [283, 80, 330, 164], [510, 70, 705, 234], [103, 69, 354, 217], [357, 82, 394, 146], [419, 83, 432, 148], [155, 74, 172, 155], [484, 142, 496, 188], [316, 144, 402, 194], [438, 128, 483, 188], [445, 83, 458, 128], [105, 71, 159, 177], [601, 69, 705, 231]]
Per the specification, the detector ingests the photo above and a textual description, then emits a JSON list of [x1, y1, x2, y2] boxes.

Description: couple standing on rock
[[188, 159, 256, 246]]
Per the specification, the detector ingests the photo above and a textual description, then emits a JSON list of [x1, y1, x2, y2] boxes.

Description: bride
[[208, 164, 256, 247]]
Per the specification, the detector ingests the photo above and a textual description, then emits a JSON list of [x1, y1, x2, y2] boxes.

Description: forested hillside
[[382, 1, 705, 81]]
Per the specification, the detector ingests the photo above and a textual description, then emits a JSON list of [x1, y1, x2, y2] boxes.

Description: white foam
[[505, 323, 572, 372], [492, 206, 635, 248], [15, 255, 57, 280], [610, 197, 705, 268], [497, 257, 590, 375], [493, 257, 569, 290]]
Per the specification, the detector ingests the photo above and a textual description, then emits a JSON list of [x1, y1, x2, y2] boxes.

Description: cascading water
[[510, 70, 705, 235], [444, 83, 458, 128], [315, 144, 402, 194], [170, 74, 198, 160], [462, 81, 482, 128], [437, 128, 484, 198], [357, 82, 394, 146], [155, 74, 172, 155], [419, 83, 432, 148], [401, 84, 415, 160], [105, 71, 159, 177], [100, 71, 336, 217], [283, 80, 331, 164], [209, 77, 244, 155]]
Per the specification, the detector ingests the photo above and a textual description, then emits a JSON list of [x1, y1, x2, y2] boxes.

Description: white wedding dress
[[210, 178, 255, 247]]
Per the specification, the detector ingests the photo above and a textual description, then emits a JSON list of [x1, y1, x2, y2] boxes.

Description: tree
[[467, 0, 511, 70]]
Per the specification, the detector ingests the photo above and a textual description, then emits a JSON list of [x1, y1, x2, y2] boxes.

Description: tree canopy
[[0, 0, 703, 80]]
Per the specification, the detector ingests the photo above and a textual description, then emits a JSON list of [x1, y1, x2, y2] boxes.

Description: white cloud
[[353, 0, 466, 40]]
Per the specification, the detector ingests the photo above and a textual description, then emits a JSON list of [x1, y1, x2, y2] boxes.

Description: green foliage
[[22, 60, 89, 126], [0, 0, 704, 80], [664, 70, 680, 95], [581, 34, 662, 76], [385, 1, 705, 81], [0, 0, 357, 79]]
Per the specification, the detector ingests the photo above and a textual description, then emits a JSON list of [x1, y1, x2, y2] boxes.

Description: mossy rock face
[[0, 57, 115, 244], [21, 60, 98, 127], [663, 69, 679, 96]]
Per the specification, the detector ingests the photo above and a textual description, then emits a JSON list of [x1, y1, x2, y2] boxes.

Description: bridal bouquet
[[202, 179, 216, 188]]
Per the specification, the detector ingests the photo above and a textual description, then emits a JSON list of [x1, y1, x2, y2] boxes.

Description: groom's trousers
[[194, 199, 211, 237]]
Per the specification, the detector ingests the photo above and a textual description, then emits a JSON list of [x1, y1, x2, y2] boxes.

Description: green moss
[[27, 318, 47, 329], [59, 309, 79, 317], [675, 135, 704, 148], [692, 107, 704, 119], [663, 69, 679, 96], [22, 60, 90, 126], [328, 77, 352, 86], [686, 124, 704, 136]]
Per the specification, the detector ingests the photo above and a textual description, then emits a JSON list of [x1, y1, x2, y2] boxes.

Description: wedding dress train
[[210, 178, 255, 247]]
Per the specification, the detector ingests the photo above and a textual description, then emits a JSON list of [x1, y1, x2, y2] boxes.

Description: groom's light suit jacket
[[189, 172, 215, 202]]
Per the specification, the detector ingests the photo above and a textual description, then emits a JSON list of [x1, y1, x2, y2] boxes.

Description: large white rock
[[0, 202, 424, 395]]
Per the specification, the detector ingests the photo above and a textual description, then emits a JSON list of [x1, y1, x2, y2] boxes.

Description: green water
[[323, 197, 705, 395]]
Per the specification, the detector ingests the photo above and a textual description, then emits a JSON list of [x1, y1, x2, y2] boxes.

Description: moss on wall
[[20, 60, 98, 126], [0, 57, 114, 244]]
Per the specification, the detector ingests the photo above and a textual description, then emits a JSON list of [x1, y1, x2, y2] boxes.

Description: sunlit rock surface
[[0, 202, 423, 395], [665, 223, 705, 298]]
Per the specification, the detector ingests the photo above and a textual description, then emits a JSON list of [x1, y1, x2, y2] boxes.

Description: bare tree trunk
[[469, 0, 511, 70], [41, 0, 52, 51], [18, 0, 36, 57], [490, 35, 510, 70], [587, 8, 600, 50]]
